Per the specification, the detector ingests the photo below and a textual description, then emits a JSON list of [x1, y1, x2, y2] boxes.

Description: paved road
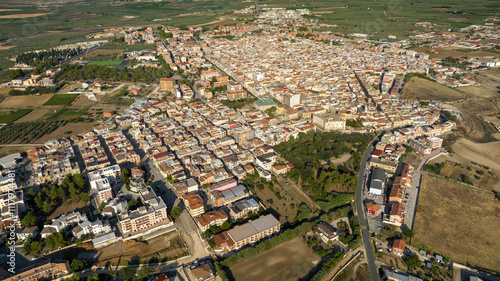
[[356, 140, 379, 281]]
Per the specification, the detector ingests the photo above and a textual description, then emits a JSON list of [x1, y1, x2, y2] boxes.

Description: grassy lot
[[400, 77, 466, 101], [88, 60, 124, 66], [413, 174, 500, 272], [0, 109, 32, 123], [250, 179, 298, 224], [229, 237, 321, 281], [428, 157, 499, 191], [43, 94, 79, 106], [332, 256, 367, 281]]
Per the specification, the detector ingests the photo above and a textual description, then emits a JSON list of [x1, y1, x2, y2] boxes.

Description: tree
[[137, 266, 154, 279], [128, 198, 139, 210], [404, 229, 414, 239], [221, 221, 231, 230], [21, 212, 38, 227], [45, 232, 66, 249], [404, 254, 420, 270], [170, 206, 181, 219], [70, 259, 88, 272], [98, 202, 106, 214], [79, 192, 90, 203], [30, 241, 42, 255], [119, 266, 136, 281]]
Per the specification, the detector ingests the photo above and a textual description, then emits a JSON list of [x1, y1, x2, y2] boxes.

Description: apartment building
[[182, 193, 204, 217], [118, 187, 170, 235], [213, 214, 280, 250]]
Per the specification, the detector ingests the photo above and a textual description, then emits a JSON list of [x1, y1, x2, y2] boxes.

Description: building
[[213, 214, 280, 250], [369, 168, 386, 195], [0, 153, 21, 169], [92, 232, 120, 248], [160, 78, 175, 91], [118, 187, 170, 235], [381, 266, 423, 281], [3, 260, 69, 281], [197, 210, 228, 232], [389, 202, 404, 226], [283, 92, 301, 107], [209, 184, 249, 207], [254, 99, 277, 111], [369, 158, 398, 173], [229, 197, 260, 220], [182, 193, 204, 217], [191, 262, 215, 281], [314, 222, 339, 244], [392, 239, 406, 257], [366, 202, 382, 217], [312, 113, 346, 131]]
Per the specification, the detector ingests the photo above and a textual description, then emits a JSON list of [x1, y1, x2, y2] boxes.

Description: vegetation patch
[[0, 109, 32, 123], [43, 94, 79, 106], [0, 120, 68, 144], [88, 60, 124, 66]]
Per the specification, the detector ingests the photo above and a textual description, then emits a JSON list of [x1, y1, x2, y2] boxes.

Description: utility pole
[[255, 0, 258, 14]]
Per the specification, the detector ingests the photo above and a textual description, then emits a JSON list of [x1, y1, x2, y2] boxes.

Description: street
[[356, 140, 379, 281]]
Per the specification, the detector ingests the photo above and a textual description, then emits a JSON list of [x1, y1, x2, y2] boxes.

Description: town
[[0, 4, 499, 281]]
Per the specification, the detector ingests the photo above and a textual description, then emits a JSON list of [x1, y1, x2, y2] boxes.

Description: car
[[406, 193, 410, 196]]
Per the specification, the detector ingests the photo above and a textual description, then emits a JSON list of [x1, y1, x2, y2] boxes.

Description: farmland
[[88, 60, 124, 66], [0, 120, 68, 144], [43, 94, 79, 106], [0, 109, 32, 123], [413, 174, 500, 272], [400, 77, 466, 101], [229, 237, 321, 281]]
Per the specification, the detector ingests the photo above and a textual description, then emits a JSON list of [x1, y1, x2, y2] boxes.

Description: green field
[[0, 109, 33, 123], [88, 60, 124, 66], [43, 94, 79, 106]]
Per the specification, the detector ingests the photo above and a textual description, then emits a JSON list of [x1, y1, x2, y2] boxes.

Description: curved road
[[356, 141, 378, 281]]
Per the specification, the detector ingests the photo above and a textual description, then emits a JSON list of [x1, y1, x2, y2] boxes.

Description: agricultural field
[[88, 60, 124, 66], [400, 77, 466, 101], [99, 96, 135, 106], [0, 120, 68, 144], [14, 108, 52, 122], [43, 94, 80, 105], [410, 46, 500, 60], [0, 109, 32, 123], [35, 123, 93, 143], [0, 94, 54, 108], [413, 174, 500, 272], [229, 237, 321, 281]]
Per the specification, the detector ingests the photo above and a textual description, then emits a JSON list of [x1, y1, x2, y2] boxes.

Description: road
[[405, 148, 445, 229], [356, 140, 379, 281]]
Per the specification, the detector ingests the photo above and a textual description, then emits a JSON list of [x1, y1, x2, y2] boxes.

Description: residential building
[[3, 260, 70, 281], [392, 239, 406, 257], [182, 193, 204, 217], [314, 222, 339, 244], [197, 210, 228, 232], [213, 214, 280, 250]]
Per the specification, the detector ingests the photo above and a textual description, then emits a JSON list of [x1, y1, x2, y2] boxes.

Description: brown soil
[[413, 174, 500, 272]]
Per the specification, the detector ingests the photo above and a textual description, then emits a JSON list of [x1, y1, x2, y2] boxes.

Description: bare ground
[[96, 230, 187, 266], [401, 77, 466, 101], [413, 174, 500, 272], [229, 237, 321, 281], [0, 94, 54, 108]]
